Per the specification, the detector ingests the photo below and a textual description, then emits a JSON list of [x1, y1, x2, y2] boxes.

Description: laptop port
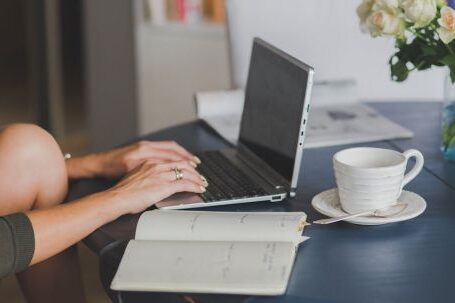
[[271, 195, 282, 201]]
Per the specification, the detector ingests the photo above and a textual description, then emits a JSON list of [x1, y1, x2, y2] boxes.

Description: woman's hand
[[94, 140, 201, 178], [107, 160, 206, 214], [66, 140, 201, 179], [26, 160, 207, 266]]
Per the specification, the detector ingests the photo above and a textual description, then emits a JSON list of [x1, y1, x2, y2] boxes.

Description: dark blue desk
[[68, 102, 455, 303]]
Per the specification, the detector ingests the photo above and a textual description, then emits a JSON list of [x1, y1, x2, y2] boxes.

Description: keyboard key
[[195, 151, 266, 202]]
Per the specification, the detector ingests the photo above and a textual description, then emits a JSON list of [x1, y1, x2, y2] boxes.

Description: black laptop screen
[[238, 39, 310, 182]]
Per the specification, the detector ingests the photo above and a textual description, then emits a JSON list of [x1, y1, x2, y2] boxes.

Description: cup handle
[[401, 149, 424, 189]]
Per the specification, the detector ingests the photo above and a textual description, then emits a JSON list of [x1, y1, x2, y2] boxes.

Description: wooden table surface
[[67, 102, 455, 303]]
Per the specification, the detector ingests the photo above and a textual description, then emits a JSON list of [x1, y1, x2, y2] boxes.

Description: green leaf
[[449, 65, 455, 83], [440, 54, 455, 66], [395, 39, 406, 49], [415, 60, 432, 70], [421, 44, 437, 56], [390, 60, 409, 82], [388, 34, 452, 82]]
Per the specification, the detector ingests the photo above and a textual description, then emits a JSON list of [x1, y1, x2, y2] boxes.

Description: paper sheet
[[195, 89, 413, 148], [111, 240, 296, 295], [136, 210, 307, 245], [111, 210, 310, 294]]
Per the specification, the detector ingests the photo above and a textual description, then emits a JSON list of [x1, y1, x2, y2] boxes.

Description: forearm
[[65, 154, 102, 179], [26, 190, 123, 265]]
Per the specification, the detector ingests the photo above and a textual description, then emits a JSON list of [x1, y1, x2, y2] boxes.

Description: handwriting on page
[[114, 240, 295, 292], [219, 242, 288, 281], [221, 243, 235, 280], [239, 214, 248, 223], [262, 243, 276, 271], [237, 214, 302, 226], [189, 214, 202, 232], [279, 215, 304, 228], [186, 213, 303, 232], [136, 211, 306, 243]]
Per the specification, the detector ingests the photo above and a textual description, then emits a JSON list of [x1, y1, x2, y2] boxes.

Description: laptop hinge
[[235, 144, 290, 191]]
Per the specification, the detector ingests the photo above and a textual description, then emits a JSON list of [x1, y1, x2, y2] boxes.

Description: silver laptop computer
[[157, 38, 314, 210]]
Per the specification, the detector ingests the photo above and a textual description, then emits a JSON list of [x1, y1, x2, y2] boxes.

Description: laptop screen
[[238, 39, 311, 182]]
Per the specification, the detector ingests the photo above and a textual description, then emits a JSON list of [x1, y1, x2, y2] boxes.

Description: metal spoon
[[313, 203, 408, 225]]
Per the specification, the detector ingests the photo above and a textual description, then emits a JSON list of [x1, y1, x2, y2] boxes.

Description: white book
[[111, 210, 308, 295]]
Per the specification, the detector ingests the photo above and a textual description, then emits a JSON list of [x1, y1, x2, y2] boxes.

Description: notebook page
[[111, 240, 296, 295], [135, 210, 307, 244]]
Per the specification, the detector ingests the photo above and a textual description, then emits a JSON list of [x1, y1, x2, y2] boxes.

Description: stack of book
[[146, 0, 225, 25]]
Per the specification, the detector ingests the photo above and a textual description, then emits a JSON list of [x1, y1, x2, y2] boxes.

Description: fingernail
[[200, 186, 206, 192], [193, 156, 201, 164], [190, 161, 197, 168], [200, 175, 209, 187]]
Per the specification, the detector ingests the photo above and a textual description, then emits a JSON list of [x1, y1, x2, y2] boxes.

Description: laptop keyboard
[[195, 151, 267, 202]]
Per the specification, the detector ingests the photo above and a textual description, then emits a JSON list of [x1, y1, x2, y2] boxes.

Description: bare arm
[[26, 191, 120, 265], [66, 140, 199, 179], [28, 160, 206, 265]]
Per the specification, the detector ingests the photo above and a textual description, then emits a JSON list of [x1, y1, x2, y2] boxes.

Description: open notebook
[[111, 210, 308, 295]]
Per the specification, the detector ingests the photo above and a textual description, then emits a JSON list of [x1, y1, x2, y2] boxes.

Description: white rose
[[401, 0, 437, 28], [375, 0, 401, 11], [437, 6, 455, 44], [366, 0, 406, 38], [357, 0, 377, 33], [357, 0, 376, 23]]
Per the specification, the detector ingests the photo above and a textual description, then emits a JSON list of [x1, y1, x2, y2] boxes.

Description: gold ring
[[173, 167, 183, 181]]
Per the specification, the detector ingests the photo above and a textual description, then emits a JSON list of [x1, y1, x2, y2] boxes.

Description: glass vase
[[441, 72, 455, 160]]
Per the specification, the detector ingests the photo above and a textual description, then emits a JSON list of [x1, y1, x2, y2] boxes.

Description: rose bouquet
[[357, 0, 455, 159]]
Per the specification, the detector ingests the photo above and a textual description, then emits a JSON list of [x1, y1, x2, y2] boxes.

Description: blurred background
[[0, 0, 230, 155], [0, 0, 445, 302], [1, 0, 445, 156], [1, 0, 87, 152]]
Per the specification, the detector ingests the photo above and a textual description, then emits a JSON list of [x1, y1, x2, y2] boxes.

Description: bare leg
[[0, 124, 87, 303]]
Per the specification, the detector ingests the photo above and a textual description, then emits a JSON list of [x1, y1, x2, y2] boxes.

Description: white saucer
[[311, 188, 427, 225]]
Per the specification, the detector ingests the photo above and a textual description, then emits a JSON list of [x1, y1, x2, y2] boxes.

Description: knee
[[0, 124, 68, 212]]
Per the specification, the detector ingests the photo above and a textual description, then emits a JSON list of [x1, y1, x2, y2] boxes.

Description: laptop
[[156, 38, 314, 210]]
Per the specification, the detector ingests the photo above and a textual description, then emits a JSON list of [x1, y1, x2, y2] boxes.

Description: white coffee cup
[[333, 147, 424, 214]]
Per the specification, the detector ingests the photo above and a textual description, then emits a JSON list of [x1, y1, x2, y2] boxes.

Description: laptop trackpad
[[155, 192, 204, 209]]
